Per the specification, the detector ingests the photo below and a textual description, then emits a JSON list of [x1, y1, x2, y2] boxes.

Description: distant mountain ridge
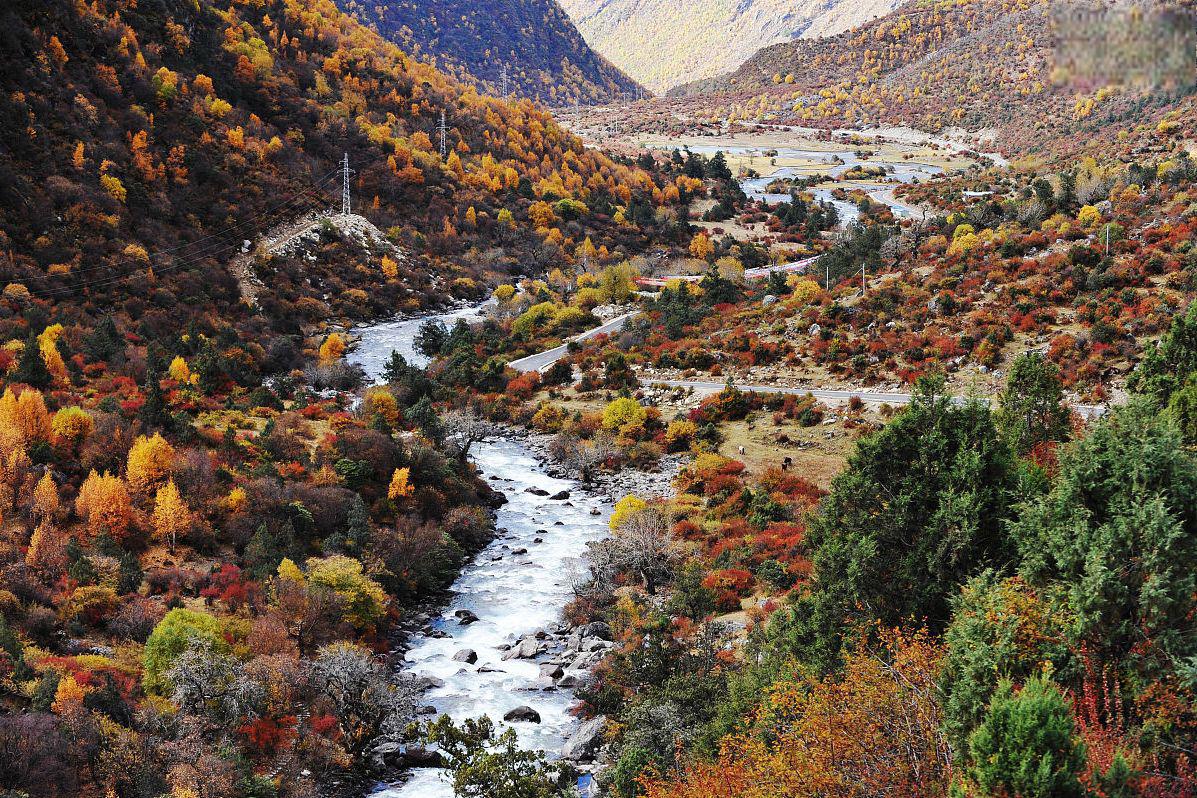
[[659, 0, 1197, 155], [335, 0, 642, 105], [558, 0, 902, 92]]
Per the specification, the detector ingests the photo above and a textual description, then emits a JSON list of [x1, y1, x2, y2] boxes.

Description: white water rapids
[[348, 308, 613, 798]]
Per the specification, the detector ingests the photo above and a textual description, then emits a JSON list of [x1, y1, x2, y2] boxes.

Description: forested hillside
[[0, 0, 680, 338], [335, 0, 642, 105], [666, 0, 1196, 155], [0, 1, 685, 795]]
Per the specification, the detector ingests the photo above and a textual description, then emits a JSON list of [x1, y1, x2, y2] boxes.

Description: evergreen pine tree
[[13, 333, 51, 388]]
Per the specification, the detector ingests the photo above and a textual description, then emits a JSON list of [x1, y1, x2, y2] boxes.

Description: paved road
[[653, 379, 1105, 419], [508, 311, 640, 373], [655, 379, 917, 406]]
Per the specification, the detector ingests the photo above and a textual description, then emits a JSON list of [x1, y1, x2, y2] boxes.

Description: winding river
[[350, 308, 613, 798], [652, 142, 944, 224]]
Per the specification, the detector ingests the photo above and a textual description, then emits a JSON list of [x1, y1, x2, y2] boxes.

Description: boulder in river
[[525, 487, 550, 496], [414, 675, 445, 691], [455, 609, 479, 625], [539, 663, 565, 679], [503, 706, 542, 723], [550, 490, 571, 500], [561, 716, 606, 762], [502, 636, 542, 660], [374, 742, 446, 769], [452, 649, 478, 664], [582, 621, 612, 640]]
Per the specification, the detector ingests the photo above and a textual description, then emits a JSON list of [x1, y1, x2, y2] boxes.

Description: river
[[648, 141, 942, 224], [349, 308, 614, 798]]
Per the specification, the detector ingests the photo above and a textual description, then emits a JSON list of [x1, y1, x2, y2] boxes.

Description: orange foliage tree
[[75, 471, 133, 541], [641, 629, 952, 798]]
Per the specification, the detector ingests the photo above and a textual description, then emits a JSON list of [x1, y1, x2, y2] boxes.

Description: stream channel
[[350, 306, 614, 798]]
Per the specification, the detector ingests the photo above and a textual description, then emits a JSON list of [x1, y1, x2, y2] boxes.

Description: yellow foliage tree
[[126, 433, 175, 495], [51, 674, 89, 716], [689, 232, 715, 261], [318, 332, 346, 364], [51, 406, 94, 450], [152, 479, 191, 552], [364, 388, 401, 427], [224, 486, 248, 513], [305, 555, 389, 628], [168, 356, 193, 384], [32, 472, 59, 521], [610, 495, 648, 530], [25, 519, 65, 570], [276, 557, 305, 583], [1077, 204, 1102, 229], [388, 467, 415, 501], [602, 397, 647, 433], [380, 255, 399, 279], [0, 387, 52, 447]]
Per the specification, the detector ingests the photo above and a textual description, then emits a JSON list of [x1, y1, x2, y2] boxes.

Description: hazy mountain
[[336, 0, 643, 105], [559, 0, 901, 93]]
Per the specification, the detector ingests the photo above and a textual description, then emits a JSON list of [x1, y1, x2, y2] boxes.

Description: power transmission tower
[[341, 152, 351, 216], [437, 110, 448, 159], [501, 64, 510, 100]]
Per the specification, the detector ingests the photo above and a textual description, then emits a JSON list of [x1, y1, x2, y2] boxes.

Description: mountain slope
[[559, 0, 901, 93], [0, 0, 675, 334], [664, 0, 1197, 155], [335, 0, 642, 105]]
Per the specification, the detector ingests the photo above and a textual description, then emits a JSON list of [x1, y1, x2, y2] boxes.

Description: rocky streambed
[[350, 309, 676, 798]]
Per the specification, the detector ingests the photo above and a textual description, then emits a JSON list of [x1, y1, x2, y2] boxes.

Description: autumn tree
[[689, 232, 715, 261], [309, 642, 416, 759], [126, 432, 175, 495], [51, 406, 94, 452], [32, 472, 59, 521], [75, 470, 133, 540], [152, 480, 192, 552], [304, 556, 388, 629], [641, 631, 951, 798], [318, 333, 346, 364], [587, 505, 677, 595], [387, 467, 414, 502], [142, 608, 228, 694], [0, 387, 52, 446]]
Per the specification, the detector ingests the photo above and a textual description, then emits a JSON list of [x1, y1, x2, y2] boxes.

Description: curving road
[[653, 379, 1105, 419], [508, 311, 640, 373]]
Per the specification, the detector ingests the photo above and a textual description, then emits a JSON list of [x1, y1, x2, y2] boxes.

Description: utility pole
[[341, 152, 351, 216], [437, 110, 448, 159], [825, 261, 830, 292], [1105, 223, 1110, 257]]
